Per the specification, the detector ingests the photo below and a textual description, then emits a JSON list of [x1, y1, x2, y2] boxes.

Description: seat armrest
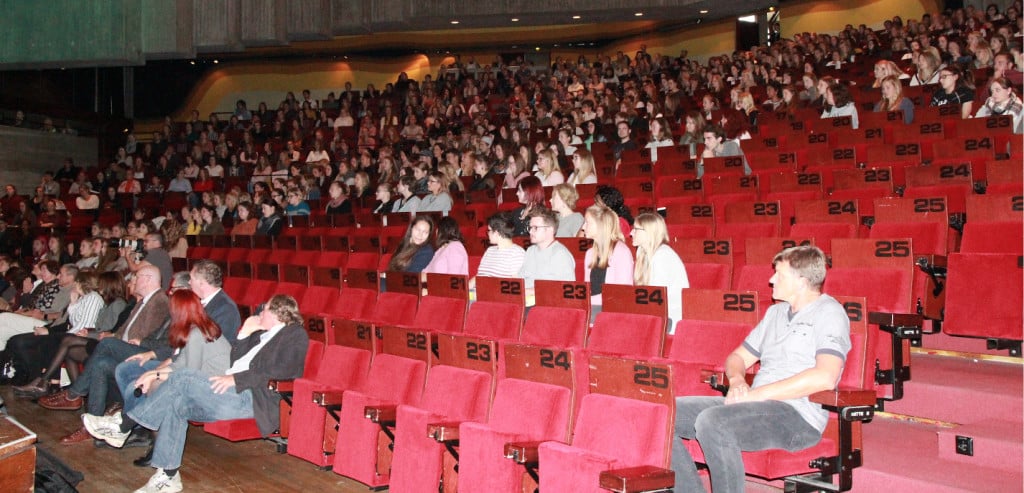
[[701, 369, 754, 393], [312, 390, 344, 407], [599, 465, 675, 493], [868, 311, 924, 333], [364, 405, 397, 425], [427, 421, 461, 442], [810, 388, 876, 421], [268, 379, 294, 393], [504, 440, 544, 464], [809, 388, 876, 408]]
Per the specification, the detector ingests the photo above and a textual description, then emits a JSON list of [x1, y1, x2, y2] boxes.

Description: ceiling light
[[450, 20, 459, 24], [213, 59, 219, 64], [535, 47, 541, 51], [700, 9, 708, 14], [768, 6, 776, 11], [511, 18, 519, 22], [189, 60, 195, 65], [635, 12, 644, 17], [572, 15, 581, 20]]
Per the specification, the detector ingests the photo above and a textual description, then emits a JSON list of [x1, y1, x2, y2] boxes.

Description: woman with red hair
[[116, 289, 232, 416], [511, 175, 546, 237]]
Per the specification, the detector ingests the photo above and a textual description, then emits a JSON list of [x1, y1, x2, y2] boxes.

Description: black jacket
[[230, 323, 309, 436]]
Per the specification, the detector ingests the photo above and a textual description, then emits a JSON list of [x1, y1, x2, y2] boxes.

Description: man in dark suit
[[188, 260, 240, 342], [40, 265, 170, 418]]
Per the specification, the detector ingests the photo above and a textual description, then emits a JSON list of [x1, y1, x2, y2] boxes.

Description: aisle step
[[884, 353, 1022, 423], [855, 417, 1023, 493], [935, 419, 1023, 474]]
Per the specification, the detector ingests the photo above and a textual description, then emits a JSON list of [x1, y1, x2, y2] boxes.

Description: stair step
[[918, 330, 1013, 357], [884, 354, 1022, 423], [856, 417, 1023, 493], [935, 420, 1023, 474]]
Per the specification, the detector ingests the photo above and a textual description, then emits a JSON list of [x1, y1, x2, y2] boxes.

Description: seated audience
[[474, 212, 527, 284], [670, 246, 850, 493], [975, 77, 1024, 133], [930, 64, 975, 118], [422, 217, 469, 276], [386, 215, 436, 273], [87, 295, 308, 493], [632, 213, 688, 329], [518, 207, 576, 297], [582, 204, 634, 315], [550, 184, 584, 237], [417, 171, 454, 213], [821, 81, 860, 129], [875, 75, 915, 124]]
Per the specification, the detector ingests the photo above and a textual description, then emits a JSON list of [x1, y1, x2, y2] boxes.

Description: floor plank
[[1, 387, 375, 492]]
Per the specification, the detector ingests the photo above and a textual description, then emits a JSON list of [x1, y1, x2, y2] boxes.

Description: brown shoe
[[60, 426, 92, 445], [38, 390, 83, 411]]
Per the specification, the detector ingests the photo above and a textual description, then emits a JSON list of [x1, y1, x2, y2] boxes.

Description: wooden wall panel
[[193, 0, 242, 52], [287, 0, 332, 41], [239, 0, 287, 46]]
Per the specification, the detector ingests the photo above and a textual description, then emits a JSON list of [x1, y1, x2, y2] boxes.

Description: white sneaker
[[133, 469, 183, 493], [82, 412, 129, 448]]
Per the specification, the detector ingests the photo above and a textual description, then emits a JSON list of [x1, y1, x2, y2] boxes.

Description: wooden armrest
[[868, 311, 923, 329], [312, 390, 344, 407], [503, 440, 543, 464], [599, 465, 675, 493], [364, 405, 397, 424], [268, 379, 294, 393], [810, 389, 876, 408], [427, 421, 461, 442]]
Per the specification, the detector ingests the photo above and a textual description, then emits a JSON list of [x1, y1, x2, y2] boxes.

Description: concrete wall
[[0, 127, 98, 194]]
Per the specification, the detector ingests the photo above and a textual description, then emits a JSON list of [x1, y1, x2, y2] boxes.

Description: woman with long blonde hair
[[534, 148, 565, 186], [582, 205, 634, 314], [875, 75, 915, 124], [631, 213, 688, 331], [566, 149, 598, 186]]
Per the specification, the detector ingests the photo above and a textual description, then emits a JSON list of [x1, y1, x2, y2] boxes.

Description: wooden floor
[[1, 386, 375, 492]]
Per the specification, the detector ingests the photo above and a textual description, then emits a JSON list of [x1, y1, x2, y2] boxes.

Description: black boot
[[133, 444, 154, 467], [124, 427, 153, 448]]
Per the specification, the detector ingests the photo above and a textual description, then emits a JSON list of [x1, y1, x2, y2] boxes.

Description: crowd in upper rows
[[3, 7, 1022, 246], [0, 5, 1021, 492]]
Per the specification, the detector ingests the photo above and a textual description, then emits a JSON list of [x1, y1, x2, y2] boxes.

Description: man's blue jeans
[[127, 368, 253, 470], [114, 359, 162, 414], [68, 338, 147, 416], [671, 396, 822, 493]]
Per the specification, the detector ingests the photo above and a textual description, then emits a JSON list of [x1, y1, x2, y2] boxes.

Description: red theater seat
[[383, 366, 494, 493], [204, 340, 325, 444], [457, 378, 573, 493], [328, 354, 429, 487], [827, 239, 922, 403], [285, 345, 372, 467], [527, 356, 675, 493]]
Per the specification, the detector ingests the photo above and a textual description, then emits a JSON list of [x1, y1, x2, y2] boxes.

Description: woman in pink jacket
[[581, 204, 634, 320]]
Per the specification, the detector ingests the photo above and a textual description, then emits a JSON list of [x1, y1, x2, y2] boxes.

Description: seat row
[[205, 282, 878, 491]]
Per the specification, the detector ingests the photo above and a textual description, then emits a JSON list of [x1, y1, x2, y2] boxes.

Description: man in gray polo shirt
[[518, 207, 575, 299], [670, 245, 851, 493]]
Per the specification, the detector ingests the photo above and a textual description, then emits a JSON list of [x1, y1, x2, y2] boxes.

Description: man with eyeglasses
[[40, 265, 169, 421], [517, 208, 575, 298]]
